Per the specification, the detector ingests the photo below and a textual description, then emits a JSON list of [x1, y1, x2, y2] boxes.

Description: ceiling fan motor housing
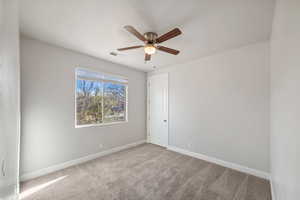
[[144, 32, 158, 44]]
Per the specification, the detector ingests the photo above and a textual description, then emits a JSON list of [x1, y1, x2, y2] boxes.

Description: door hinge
[[1, 159, 5, 177]]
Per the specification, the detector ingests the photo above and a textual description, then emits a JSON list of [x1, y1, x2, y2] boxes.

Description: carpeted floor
[[20, 144, 271, 200]]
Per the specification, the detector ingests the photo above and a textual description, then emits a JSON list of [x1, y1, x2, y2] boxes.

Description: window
[[75, 68, 127, 127]]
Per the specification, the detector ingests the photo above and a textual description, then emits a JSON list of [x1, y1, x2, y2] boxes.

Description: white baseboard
[[167, 145, 270, 180], [21, 140, 146, 182], [270, 177, 276, 200]]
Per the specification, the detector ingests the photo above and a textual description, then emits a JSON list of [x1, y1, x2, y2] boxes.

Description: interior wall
[[148, 42, 270, 173], [20, 37, 147, 176], [0, 0, 20, 198], [270, 0, 300, 199]]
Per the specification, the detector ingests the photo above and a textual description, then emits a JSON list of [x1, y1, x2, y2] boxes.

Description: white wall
[[149, 42, 270, 173], [0, 0, 20, 198], [270, 0, 300, 199], [20, 37, 147, 176]]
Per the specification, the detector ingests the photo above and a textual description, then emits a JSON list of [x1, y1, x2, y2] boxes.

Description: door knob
[[163, 120, 167, 122]]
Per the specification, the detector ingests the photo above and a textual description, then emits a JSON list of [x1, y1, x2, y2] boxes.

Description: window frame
[[75, 67, 128, 128]]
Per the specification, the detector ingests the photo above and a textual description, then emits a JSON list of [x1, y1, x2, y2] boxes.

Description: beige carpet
[[20, 144, 271, 200]]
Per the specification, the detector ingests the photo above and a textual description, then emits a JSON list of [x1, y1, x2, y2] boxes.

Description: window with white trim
[[75, 68, 128, 127]]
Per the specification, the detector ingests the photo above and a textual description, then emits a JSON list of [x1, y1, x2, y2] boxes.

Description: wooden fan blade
[[157, 46, 180, 55], [156, 28, 182, 43], [145, 53, 151, 61], [124, 25, 147, 42], [117, 45, 143, 51]]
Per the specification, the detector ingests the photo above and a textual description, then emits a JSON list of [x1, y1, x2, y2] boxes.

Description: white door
[[148, 73, 169, 147]]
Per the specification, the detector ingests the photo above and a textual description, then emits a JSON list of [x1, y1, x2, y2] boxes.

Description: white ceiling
[[20, 0, 275, 72]]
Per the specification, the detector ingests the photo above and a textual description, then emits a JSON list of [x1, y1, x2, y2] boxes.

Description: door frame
[[147, 73, 169, 147]]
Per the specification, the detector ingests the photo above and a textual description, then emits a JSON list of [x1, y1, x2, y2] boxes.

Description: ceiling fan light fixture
[[118, 25, 182, 61], [144, 44, 156, 55]]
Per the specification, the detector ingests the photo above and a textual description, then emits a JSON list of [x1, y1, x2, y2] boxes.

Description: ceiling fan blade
[[157, 46, 180, 55], [156, 28, 182, 43], [124, 25, 147, 42], [117, 45, 143, 51], [145, 53, 151, 61]]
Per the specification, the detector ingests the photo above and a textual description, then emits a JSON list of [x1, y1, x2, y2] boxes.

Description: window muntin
[[75, 68, 127, 127]]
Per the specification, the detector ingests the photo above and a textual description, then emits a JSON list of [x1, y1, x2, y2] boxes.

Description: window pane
[[103, 82, 126, 123], [77, 68, 128, 84], [76, 79, 103, 125]]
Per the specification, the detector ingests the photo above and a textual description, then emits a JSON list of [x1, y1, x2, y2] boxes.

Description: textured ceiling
[[20, 0, 275, 72]]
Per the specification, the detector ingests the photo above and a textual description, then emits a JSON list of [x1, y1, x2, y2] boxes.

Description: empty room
[[0, 0, 299, 199]]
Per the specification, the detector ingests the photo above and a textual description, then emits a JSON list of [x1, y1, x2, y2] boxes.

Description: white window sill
[[75, 120, 128, 128]]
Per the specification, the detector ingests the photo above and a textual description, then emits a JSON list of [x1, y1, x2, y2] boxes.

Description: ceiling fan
[[117, 25, 182, 61]]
